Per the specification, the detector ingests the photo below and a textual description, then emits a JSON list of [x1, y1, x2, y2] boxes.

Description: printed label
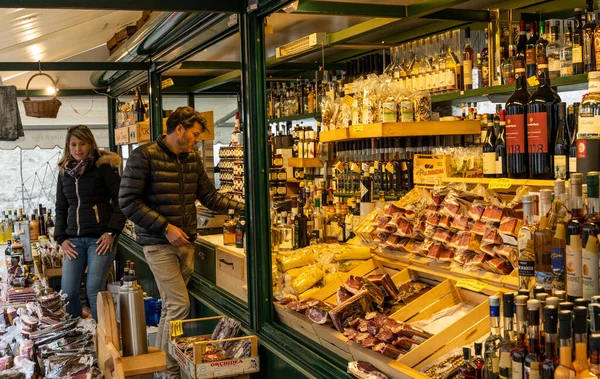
[[527, 112, 549, 153], [536, 271, 553, 292], [573, 45, 583, 63], [554, 155, 567, 179], [483, 152, 497, 175], [549, 57, 561, 73], [527, 361, 540, 379], [527, 76, 540, 87], [569, 156, 577, 173], [577, 139, 587, 158], [170, 320, 184, 337], [401, 101, 414, 122], [456, 279, 487, 292], [382, 101, 398, 123], [489, 178, 514, 189], [526, 49, 535, 65], [578, 114, 600, 136], [506, 114, 526, 155], [446, 69, 456, 89], [463, 60, 473, 85], [567, 235, 583, 298], [360, 182, 370, 201], [495, 156, 504, 175], [582, 235, 599, 300], [499, 350, 512, 378], [519, 260, 535, 277], [552, 246, 566, 290], [512, 360, 523, 379]]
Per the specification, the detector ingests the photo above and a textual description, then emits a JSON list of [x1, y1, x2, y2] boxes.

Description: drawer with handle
[[215, 248, 245, 281]]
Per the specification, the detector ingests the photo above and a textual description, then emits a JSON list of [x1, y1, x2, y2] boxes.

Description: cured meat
[[438, 247, 455, 262], [432, 228, 454, 244], [366, 273, 400, 300], [357, 319, 369, 333], [385, 204, 402, 215], [426, 213, 441, 227], [427, 242, 445, 260], [385, 234, 403, 249], [470, 253, 491, 270], [344, 276, 362, 295], [481, 204, 513, 223], [451, 215, 471, 232], [494, 244, 517, 260], [348, 318, 363, 329], [396, 282, 431, 304], [392, 336, 419, 352], [482, 227, 503, 245], [337, 287, 354, 304], [347, 361, 390, 379], [395, 218, 414, 237], [454, 250, 476, 265], [455, 231, 482, 252], [375, 329, 395, 343], [499, 217, 522, 237], [488, 257, 513, 275], [343, 328, 359, 340], [425, 205, 443, 216], [373, 313, 389, 329], [361, 337, 379, 349], [471, 220, 489, 236], [329, 291, 374, 332], [355, 332, 371, 343], [365, 312, 378, 320], [413, 220, 427, 236], [367, 320, 379, 336], [378, 232, 392, 245], [480, 243, 497, 256], [373, 342, 403, 358], [307, 304, 332, 325], [360, 279, 386, 306], [467, 201, 486, 221]]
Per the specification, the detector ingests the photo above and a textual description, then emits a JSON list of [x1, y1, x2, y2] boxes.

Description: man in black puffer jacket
[[119, 106, 243, 378]]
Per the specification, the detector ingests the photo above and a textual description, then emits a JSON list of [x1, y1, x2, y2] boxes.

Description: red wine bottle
[[506, 57, 530, 179], [496, 111, 508, 178], [527, 58, 561, 179], [483, 114, 497, 178], [526, 21, 539, 80], [553, 102, 570, 180]]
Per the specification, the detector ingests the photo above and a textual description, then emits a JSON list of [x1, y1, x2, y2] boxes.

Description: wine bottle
[[483, 114, 497, 178], [566, 174, 585, 302], [524, 300, 542, 378], [511, 295, 530, 379], [574, 8, 585, 74], [527, 56, 561, 179], [569, 103, 580, 175], [495, 111, 508, 178], [506, 57, 530, 179], [526, 21, 539, 80], [581, 173, 600, 300], [463, 27, 475, 91], [517, 19, 528, 57], [554, 102, 570, 180], [583, 1, 597, 73]]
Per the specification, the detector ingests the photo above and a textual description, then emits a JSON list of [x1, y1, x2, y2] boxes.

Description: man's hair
[[166, 106, 208, 134]]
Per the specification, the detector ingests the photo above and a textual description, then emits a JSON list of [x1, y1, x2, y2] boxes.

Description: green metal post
[[148, 69, 163, 141], [107, 96, 117, 152], [239, 11, 273, 331]]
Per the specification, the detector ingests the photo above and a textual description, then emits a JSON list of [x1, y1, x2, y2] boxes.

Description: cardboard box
[[129, 122, 151, 144], [168, 317, 259, 379], [115, 127, 130, 145]]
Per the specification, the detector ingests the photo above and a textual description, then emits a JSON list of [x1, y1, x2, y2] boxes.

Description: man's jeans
[[143, 243, 195, 379], [62, 236, 116, 320]]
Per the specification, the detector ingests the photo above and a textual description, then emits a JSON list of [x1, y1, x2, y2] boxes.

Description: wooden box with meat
[[168, 316, 259, 379]]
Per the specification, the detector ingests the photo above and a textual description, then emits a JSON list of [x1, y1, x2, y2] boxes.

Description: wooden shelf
[[319, 120, 480, 143], [268, 112, 321, 123], [431, 73, 589, 103], [439, 177, 555, 188], [287, 158, 323, 168]]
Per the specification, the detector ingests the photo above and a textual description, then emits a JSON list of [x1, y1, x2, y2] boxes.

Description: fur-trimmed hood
[[96, 151, 121, 168]]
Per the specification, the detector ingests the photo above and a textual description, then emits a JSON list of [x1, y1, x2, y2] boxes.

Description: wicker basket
[[22, 73, 62, 118]]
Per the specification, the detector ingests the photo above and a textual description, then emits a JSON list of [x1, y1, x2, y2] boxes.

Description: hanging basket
[[22, 73, 62, 118]]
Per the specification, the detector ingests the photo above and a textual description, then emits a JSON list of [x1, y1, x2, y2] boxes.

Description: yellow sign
[[385, 162, 395, 174], [350, 162, 361, 173], [413, 154, 451, 184], [161, 78, 175, 89], [334, 161, 344, 172], [170, 320, 183, 337], [456, 279, 487, 292], [526, 76, 539, 87], [489, 178, 514, 189], [353, 124, 364, 132]]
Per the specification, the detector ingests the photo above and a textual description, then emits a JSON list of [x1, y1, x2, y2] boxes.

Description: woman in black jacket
[[54, 125, 126, 320]]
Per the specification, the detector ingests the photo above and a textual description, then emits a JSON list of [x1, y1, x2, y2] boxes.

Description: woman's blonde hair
[[58, 125, 101, 172]]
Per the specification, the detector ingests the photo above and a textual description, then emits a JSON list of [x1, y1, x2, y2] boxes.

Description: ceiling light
[[282, 0, 298, 13], [46, 86, 56, 95]]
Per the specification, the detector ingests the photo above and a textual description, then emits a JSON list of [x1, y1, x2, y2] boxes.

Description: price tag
[[456, 279, 487, 292], [353, 124, 364, 132], [334, 161, 344, 172], [489, 178, 514, 189], [170, 320, 184, 337], [342, 95, 355, 108], [385, 162, 395, 174], [350, 162, 361, 173], [526, 76, 539, 87]]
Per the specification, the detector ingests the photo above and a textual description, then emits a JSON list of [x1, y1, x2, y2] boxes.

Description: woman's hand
[[96, 233, 115, 255], [61, 240, 78, 260]]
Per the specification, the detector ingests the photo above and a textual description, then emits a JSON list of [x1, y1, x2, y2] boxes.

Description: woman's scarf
[[64, 157, 92, 179]]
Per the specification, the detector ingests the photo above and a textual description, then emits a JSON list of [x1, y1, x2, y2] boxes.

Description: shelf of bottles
[[217, 146, 244, 203], [267, 80, 320, 123]]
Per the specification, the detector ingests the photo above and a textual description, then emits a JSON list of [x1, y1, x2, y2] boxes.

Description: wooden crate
[[129, 122, 151, 144], [168, 316, 259, 379]]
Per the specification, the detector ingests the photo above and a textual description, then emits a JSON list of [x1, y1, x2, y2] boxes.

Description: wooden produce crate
[[391, 281, 493, 369], [168, 316, 259, 379]]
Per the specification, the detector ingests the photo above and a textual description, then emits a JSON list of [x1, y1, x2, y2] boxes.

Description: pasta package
[[277, 252, 316, 272], [292, 267, 324, 294], [334, 246, 372, 262]]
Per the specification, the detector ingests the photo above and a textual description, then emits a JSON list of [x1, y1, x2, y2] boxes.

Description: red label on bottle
[[527, 112, 549, 153], [506, 114, 526, 154], [578, 139, 587, 158]]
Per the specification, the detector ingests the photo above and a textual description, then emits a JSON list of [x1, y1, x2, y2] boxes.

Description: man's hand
[[165, 224, 191, 247]]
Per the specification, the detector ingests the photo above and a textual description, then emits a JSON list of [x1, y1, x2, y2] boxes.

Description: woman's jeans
[[61, 237, 116, 320]]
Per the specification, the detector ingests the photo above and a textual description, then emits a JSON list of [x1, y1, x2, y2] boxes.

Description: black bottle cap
[[544, 306, 558, 334], [463, 346, 471, 359], [574, 306, 588, 333], [528, 308, 540, 326], [474, 342, 482, 355], [503, 293, 515, 318], [559, 302, 574, 311], [533, 285, 545, 296], [591, 334, 600, 350], [575, 298, 590, 308], [559, 310, 573, 339]]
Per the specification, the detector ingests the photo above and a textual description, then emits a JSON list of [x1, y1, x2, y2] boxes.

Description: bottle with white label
[[582, 172, 600, 300], [483, 114, 497, 178], [567, 173, 584, 302]]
